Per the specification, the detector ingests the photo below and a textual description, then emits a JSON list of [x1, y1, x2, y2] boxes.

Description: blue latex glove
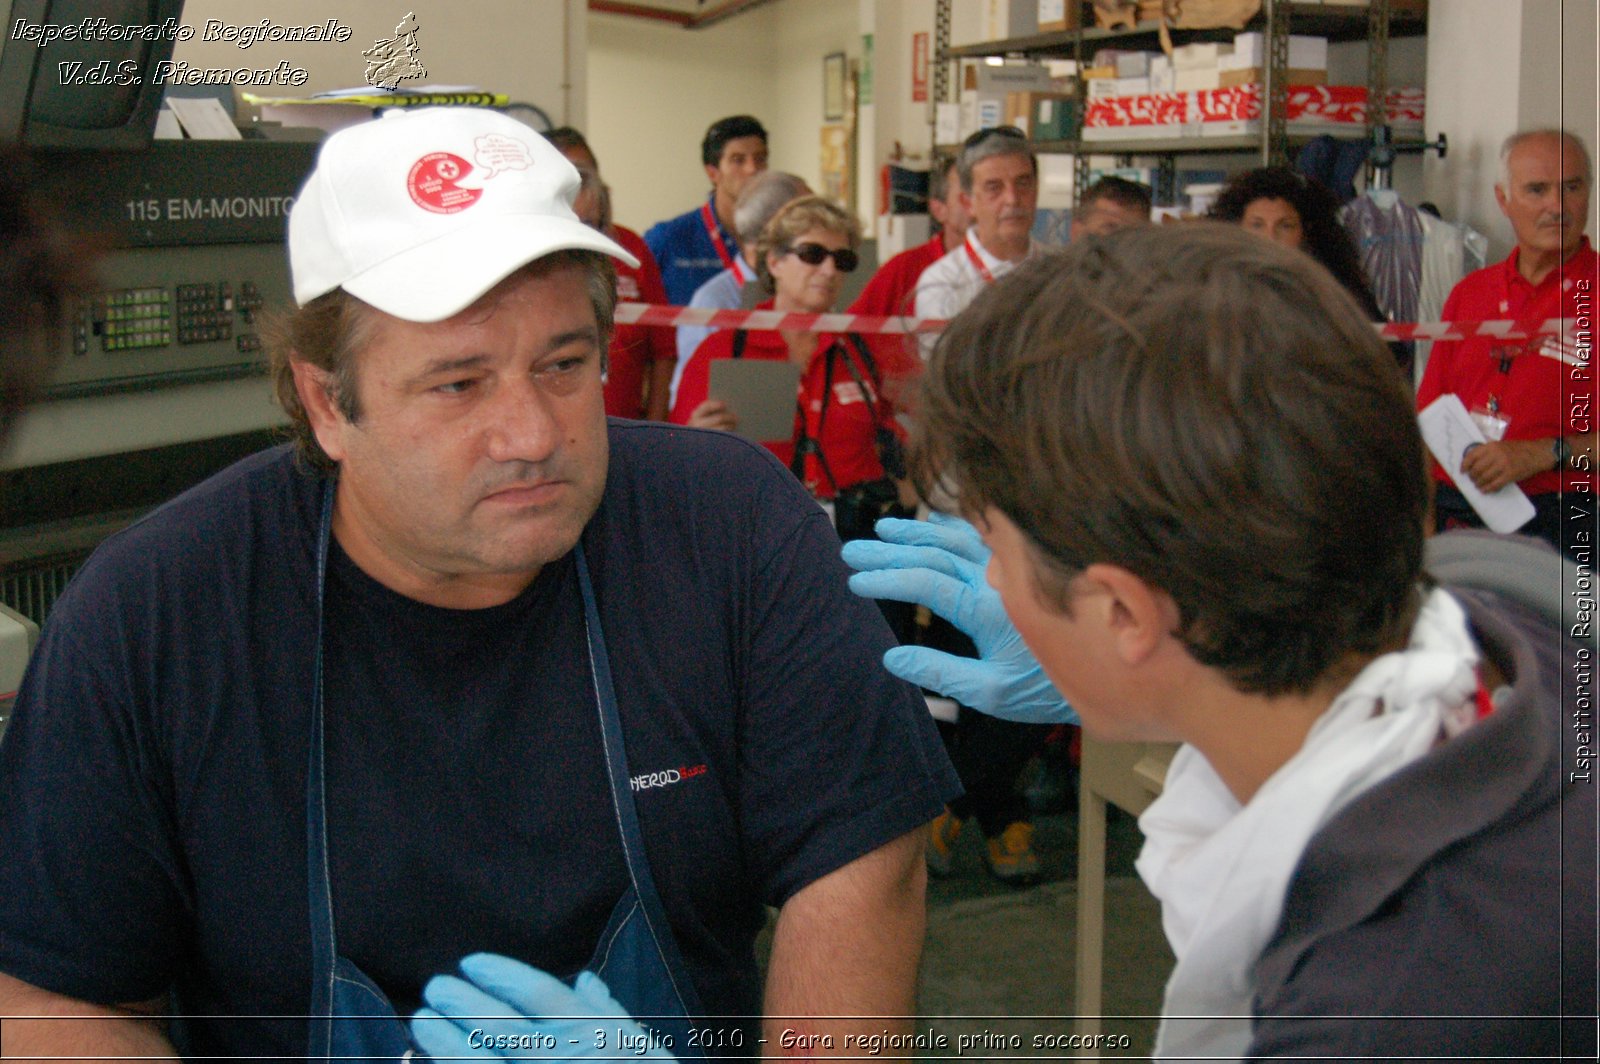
[[411, 953, 675, 1060], [841, 512, 1078, 725]]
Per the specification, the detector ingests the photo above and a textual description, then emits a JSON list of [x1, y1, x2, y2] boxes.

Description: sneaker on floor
[[927, 809, 964, 877], [985, 820, 1041, 885]]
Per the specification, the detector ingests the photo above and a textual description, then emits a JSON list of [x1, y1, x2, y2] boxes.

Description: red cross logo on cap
[[407, 152, 483, 214]]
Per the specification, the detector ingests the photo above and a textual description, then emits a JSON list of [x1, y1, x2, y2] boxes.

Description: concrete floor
[[915, 808, 1175, 1061]]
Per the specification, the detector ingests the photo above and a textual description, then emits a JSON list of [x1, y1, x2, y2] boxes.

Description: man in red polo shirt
[[1417, 129, 1597, 559], [846, 157, 970, 407]]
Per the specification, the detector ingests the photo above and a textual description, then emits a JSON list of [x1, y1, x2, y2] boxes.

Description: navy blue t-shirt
[[0, 421, 958, 1059]]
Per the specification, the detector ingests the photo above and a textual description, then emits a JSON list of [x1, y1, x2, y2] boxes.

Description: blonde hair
[[754, 195, 860, 293]]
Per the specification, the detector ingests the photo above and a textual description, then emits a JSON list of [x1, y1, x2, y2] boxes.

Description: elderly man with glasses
[[912, 126, 1041, 337]]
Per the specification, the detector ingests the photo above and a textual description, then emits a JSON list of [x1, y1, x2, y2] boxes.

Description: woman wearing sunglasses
[[672, 196, 912, 527]]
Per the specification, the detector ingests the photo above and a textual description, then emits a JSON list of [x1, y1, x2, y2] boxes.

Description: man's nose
[[484, 377, 561, 465]]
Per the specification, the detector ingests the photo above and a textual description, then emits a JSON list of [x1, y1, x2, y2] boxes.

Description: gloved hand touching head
[[411, 953, 676, 1060], [841, 511, 1077, 725]]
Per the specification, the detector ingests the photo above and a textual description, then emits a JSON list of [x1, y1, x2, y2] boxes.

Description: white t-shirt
[[912, 229, 1035, 358]]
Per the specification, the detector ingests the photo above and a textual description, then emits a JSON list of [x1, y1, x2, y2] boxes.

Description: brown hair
[[912, 223, 1427, 695], [753, 195, 860, 294], [268, 250, 617, 471]]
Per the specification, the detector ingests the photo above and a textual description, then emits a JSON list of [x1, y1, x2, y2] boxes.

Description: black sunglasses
[[786, 242, 859, 273], [961, 124, 1028, 151]]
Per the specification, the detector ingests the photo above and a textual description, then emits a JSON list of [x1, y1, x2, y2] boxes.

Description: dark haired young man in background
[[645, 114, 769, 305]]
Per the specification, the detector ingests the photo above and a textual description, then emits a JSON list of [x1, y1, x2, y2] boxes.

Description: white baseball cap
[[289, 107, 638, 322]]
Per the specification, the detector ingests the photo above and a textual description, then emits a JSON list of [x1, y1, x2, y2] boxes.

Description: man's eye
[[543, 356, 588, 375], [434, 379, 475, 395]]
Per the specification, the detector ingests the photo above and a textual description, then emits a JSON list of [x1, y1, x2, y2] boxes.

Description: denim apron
[[298, 480, 706, 1061]]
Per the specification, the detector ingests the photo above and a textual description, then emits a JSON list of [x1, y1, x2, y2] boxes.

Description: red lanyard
[[733, 257, 754, 289], [963, 237, 997, 285], [699, 202, 737, 271]]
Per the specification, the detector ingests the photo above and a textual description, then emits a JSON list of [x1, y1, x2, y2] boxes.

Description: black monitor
[[0, 0, 183, 149]]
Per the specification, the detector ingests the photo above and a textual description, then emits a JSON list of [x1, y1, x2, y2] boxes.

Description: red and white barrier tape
[[614, 303, 1583, 346]]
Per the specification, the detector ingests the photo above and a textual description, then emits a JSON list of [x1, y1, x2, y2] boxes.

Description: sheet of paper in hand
[[1418, 394, 1537, 534]]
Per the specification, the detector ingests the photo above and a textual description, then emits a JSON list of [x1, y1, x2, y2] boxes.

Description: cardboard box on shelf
[[983, 0, 1038, 40], [1030, 0, 1081, 32], [1218, 67, 1330, 88], [1081, 65, 1118, 80], [1037, 0, 1079, 33], [963, 62, 1056, 95], [1232, 32, 1329, 69]]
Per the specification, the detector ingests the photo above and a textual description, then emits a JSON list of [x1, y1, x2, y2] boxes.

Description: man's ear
[[1080, 562, 1179, 667], [1493, 182, 1510, 218], [704, 162, 721, 189], [289, 359, 349, 464]]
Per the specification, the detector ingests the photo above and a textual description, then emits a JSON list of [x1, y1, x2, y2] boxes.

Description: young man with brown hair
[[847, 223, 1595, 1058]]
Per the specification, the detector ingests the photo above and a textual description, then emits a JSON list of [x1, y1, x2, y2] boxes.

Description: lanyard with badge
[[1471, 264, 1572, 442], [698, 202, 737, 271]]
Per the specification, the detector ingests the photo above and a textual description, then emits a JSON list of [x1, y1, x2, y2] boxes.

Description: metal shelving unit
[[933, 0, 1428, 204]]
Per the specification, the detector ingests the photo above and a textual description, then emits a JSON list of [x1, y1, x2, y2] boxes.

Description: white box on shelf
[[1149, 69, 1177, 93], [1116, 52, 1154, 77], [1089, 76, 1152, 98], [935, 102, 961, 145], [959, 95, 1007, 139], [1171, 42, 1228, 69], [1173, 68, 1223, 92]]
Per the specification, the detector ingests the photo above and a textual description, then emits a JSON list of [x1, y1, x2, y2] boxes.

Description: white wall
[[1425, 0, 1599, 260], [865, 0, 940, 175], [588, 8, 777, 233], [173, 1, 586, 127], [588, 1, 861, 235], [768, 0, 862, 210]]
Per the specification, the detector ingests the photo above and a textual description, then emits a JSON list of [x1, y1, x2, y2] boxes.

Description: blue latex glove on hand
[[841, 512, 1078, 725], [411, 953, 675, 1061]]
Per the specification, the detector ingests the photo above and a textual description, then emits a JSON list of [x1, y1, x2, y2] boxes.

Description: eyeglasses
[[961, 125, 1028, 152], [785, 242, 859, 273]]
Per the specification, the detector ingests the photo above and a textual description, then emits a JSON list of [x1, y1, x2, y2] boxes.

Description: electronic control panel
[[47, 241, 289, 397], [30, 139, 315, 397]]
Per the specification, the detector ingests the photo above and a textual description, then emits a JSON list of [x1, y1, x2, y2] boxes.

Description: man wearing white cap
[[0, 107, 958, 1061]]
